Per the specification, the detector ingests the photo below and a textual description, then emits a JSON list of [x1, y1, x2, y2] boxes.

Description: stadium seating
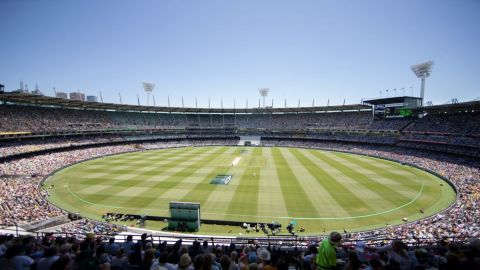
[[0, 230, 479, 269], [404, 112, 480, 135], [1, 99, 480, 270]]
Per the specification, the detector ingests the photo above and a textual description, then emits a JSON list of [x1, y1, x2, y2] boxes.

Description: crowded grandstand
[[0, 92, 479, 269]]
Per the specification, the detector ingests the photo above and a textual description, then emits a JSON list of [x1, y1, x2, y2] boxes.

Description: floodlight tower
[[142, 82, 155, 106], [259, 88, 270, 108], [411, 61, 433, 105]]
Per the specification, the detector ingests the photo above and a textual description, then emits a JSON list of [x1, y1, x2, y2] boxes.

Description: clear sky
[[1, 0, 479, 108]]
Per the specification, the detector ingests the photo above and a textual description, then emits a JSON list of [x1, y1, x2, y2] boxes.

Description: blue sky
[[1, 0, 479, 108]]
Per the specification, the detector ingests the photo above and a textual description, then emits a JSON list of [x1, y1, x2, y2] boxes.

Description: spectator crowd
[[3, 104, 476, 134], [0, 230, 479, 270], [0, 176, 63, 226], [0, 139, 237, 227], [0, 138, 478, 243], [263, 140, 480, 241], [0, 103, 479, 269]]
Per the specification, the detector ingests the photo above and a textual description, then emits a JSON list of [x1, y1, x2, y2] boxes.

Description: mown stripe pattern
[[46, 146, 456, 233]]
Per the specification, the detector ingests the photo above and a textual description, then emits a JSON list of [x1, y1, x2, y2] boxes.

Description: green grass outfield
[[45, 146, 456, 235]]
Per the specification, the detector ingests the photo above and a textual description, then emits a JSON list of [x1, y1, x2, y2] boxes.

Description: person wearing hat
[[315, 232, 342, 270], [257, 248, 276, 270], [177, 253, 193, 270]]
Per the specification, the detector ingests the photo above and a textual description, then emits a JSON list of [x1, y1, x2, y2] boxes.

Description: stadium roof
[[362, 96, 422, 105], [0, 92, 370, 113], [363, 96, 480, 113], [415, 100, 480, 114]]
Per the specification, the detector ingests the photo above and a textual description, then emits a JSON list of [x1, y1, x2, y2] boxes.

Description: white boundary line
[[63, 147, 427, 221]]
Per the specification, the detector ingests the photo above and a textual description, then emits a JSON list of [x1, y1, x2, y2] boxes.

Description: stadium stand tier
[[0, 93, 479, 269]]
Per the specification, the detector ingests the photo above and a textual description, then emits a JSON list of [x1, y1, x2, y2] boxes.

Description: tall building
[[70, 92, 85, 101], [14, 81, 29, 93], [86, 95, 98, 102], [32, 84, 43, 95], [56, 92, 68, 99], [31, 90, 44, 95]]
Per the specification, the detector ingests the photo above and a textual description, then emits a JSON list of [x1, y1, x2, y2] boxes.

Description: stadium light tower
[[411, 61, 433, 105], [259, 88, 270, 108], [142, 82, 155, 106]]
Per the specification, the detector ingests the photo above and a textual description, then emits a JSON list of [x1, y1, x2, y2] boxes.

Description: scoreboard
[[365, 97, 422, 120], [374, 105, 414, 119]]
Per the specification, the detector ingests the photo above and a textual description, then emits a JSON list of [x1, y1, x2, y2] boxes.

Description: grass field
[[45, 146, 456, 235]]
